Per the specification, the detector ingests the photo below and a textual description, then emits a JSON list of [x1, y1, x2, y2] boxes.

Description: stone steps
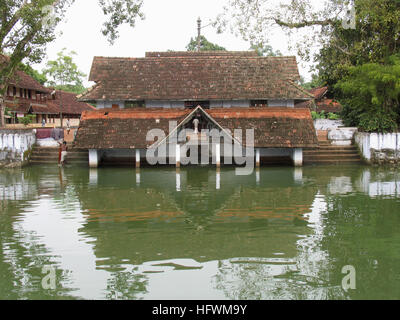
[[304, 138, 362, 165], [29, 145, 88, 165]]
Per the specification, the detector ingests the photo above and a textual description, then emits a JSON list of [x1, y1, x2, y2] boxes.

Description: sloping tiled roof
[[208, 108, 318, 148], [295, 86, 342, 113], [9, 70, 50, 93], [74, 109, 192, 149], [309, 86, 328, 100], [0, 54, 49, 92], [5, 101, 31, 114], [46, 90, 96, 115], [79, 52, 310, 102], [74, 108, 318, 149]]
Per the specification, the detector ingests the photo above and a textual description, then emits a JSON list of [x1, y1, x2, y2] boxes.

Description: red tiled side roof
[[80, 53, 309, 101], [309, 86, 328, 100], [145, 51, 259, 57], [315, 99, 342, 113], [9, 71, 50, 93], [47, 90, 96, 115], [75, 109, 192, 149], [1, 54, 49, 92], [74, 108, 318, 149], [209, 108, 318, 148], [5, 101, 31, 114]]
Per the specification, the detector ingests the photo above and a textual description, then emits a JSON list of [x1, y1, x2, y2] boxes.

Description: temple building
[[75, 51, 318, 168], [1, 55, 94, 126]]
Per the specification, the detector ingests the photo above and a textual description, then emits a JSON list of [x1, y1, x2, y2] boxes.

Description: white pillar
[[89, 149, 99, 168], [136, 149, 140, 168], [216, 143, 221, 168], [256, 148, 260, 167], [176, 144, 181, 168], [256, 168, 260, 185], [292, 148, 303, 167]]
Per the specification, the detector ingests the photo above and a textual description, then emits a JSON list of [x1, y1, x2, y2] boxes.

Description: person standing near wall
[[58, 141, 68, 166]]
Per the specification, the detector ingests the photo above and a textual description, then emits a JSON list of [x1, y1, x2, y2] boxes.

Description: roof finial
[[197, 17, 202, 52]]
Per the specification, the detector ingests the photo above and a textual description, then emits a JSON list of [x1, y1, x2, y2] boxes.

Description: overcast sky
[[34, 0, 313, 86]]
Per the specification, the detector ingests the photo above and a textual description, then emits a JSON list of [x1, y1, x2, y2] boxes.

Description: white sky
[[34, 0, 313, 87]]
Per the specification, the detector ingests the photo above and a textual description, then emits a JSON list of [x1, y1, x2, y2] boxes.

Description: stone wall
[[355, 132, 400, 165], [313, 119, 344, 131], [0, 129, 36, 168]]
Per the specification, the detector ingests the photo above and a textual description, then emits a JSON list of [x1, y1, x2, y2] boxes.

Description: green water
[[0, 165, 399, 300]]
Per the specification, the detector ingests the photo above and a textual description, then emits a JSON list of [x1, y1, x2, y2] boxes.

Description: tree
[[43, 49, 86, 94], [250, 44, 281, 57], [300, 74, 325, 90], [186, 35, 226, 51], [0, 0, 145, 127], [215, 0, 400, 132], [215, 0, 400, 71], [18, 62, 47, 85], [336, 55, 400, 133]]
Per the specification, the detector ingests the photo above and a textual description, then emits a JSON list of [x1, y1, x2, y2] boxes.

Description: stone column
[[292, 148, 303, 167], [89, 149, 99, 168]]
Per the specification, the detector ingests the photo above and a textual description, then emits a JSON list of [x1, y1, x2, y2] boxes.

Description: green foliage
[[300, 74, 325, 90], [43, 49, 86, 94], [312, 111, 341, 120], [250, 44, 282, 57], [186, 36, 226, 51], [18, 63, 47, 85], [4, 107, 11, 117], [19, 115, 36, 126], [336, 55, 400, 133], [1, 0, 144, 126]]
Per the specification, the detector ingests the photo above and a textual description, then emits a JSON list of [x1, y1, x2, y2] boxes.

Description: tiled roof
[[79, 52, 310, 102], [9, 71, 50, 93], [145, 51, 259, 57], [46, 90, 96, 115], [315, 99, 342, 113], [5, 101, 31, 114], [208, 108, 318, 148], [309, 86, 328, 100], [74, 107, 318, 149], [74, 109, 192, 149], [1, 54, 48, 92], [295, 86, 342, 113]]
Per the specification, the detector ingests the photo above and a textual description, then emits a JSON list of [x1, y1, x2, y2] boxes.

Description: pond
[[0, 165, 399, 300]]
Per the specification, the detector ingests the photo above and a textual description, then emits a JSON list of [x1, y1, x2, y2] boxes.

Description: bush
[[19, 115, 36, 126], [336, 55, 400, 133], [312, 110, 341, 120]]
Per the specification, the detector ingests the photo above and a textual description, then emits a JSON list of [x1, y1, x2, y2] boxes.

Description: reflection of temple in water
[[74, 167, 318, 267], [2, 165, 400, 299]]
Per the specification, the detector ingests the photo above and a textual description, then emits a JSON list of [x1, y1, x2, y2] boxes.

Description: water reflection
[[1, 165, 400, 299]]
